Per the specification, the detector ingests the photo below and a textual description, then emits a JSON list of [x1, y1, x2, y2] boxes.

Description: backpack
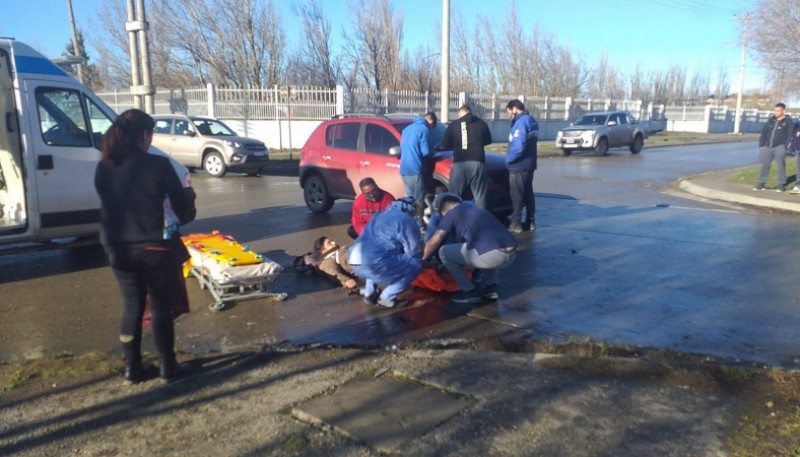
[[292, 251, 323, 274]]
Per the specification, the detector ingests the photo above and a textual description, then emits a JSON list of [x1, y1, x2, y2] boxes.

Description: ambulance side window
[[36, 88, 91, 147]]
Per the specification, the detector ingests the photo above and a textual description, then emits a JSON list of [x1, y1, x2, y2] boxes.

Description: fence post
[[544, 96, 549, 120], [605, 99, 611, 111], [564, 97, 572, 121], [335, 85, 345, 116], [207, 83, 216, 118], [383, 88, 389, 113], [425, 91, 430, 113], [274, 85, 283, 151], [491, 93, 496, 120]]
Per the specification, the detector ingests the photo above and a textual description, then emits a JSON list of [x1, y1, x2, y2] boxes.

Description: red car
[[299, 114, 511, 214]]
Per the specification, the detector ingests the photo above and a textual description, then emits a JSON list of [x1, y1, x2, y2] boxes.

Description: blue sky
[[0, 0, 762, 92]]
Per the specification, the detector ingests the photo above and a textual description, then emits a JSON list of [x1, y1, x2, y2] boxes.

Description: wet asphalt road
[[2, 141, 800, 367]]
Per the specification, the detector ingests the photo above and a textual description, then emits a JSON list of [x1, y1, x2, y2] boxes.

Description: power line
[[642, 0, 735, 15]]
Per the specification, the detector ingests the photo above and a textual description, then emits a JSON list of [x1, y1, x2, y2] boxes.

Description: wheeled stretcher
[[182, 231, 287, 311]]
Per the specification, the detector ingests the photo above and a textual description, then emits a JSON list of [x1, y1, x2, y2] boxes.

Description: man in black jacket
[[440, 105, 493, 209], [756, 103, 794, 192]]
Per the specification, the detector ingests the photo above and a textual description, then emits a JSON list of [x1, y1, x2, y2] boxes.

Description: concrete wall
[[222, 119, 320, 151]]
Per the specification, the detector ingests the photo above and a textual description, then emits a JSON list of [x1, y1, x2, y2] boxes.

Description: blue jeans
[[758, 146, 787, 187], [352, 265, 418, 302], [108, 246, 182, 364], [401, 174, 426, 206]]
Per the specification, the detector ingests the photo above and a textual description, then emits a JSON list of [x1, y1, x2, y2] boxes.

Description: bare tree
[[289, 0, 339, 86], [685, 69, 710, 104], [586, 54, 625, 99], [157, 0, 286, 87], [713, 64, 730, 103], [399, 46, 440, 92], [749, 0, 800, 99], [342, 0, 404, 93]]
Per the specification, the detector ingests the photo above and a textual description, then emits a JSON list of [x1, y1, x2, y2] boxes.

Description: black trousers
[[109, 246, 182, 364], [509, 169, 535, 224]]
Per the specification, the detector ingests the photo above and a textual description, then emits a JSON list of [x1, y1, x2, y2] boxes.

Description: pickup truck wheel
[[245, 166, 264, 177], [630, 134, 643, 154], [594, 138, 609, 156], [203, 151, 227, 178], [561, 148, 572, 156], [303, 175, 334, 213]]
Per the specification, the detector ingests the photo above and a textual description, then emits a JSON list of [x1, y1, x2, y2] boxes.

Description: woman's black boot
[[159, 355, 180, 383], [124, 358, 145, 384]]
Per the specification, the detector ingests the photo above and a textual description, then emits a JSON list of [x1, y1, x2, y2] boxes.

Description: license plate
[[254, 150, 266, 156]]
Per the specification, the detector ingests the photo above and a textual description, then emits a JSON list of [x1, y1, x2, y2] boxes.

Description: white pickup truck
[[556, 111, 649, 156]]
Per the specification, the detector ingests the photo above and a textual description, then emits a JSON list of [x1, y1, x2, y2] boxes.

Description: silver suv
[[152, 115, 269, 177], [556, 111, 648, 156]]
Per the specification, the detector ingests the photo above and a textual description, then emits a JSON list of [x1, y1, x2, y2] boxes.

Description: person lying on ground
[[313, 236, 357, 290]]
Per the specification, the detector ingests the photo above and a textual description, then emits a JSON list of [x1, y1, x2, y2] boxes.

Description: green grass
[[486, 131, 760, 157], [729, 158, 799, 188], [5, 369, 31, 391]]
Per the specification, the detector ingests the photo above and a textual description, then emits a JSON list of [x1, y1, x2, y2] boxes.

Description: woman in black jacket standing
[[95, 109, 196, 384]]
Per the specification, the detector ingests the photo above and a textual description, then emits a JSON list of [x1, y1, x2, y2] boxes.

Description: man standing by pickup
[[440, 105, 493, 209], [505, 99, 539, 233], [755, 103, 794, 192]]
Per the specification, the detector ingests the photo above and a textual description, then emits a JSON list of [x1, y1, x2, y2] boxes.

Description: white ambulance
[[1, 38, 136, 248]]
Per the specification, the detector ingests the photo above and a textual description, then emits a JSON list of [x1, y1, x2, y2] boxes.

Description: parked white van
[[0, 38, 123, 248]]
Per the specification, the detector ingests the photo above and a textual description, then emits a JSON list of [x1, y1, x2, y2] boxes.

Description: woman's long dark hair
[[101, 109, 155, 165]]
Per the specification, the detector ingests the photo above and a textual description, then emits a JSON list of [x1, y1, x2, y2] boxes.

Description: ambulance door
[[24, 81, 111, 230], [0, 48, 27, 236]]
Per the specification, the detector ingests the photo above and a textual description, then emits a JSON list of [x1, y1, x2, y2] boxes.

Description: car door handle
[[37, 155, 54, 170], [359, 161, 370, 166], [322, 155, 332, 161]]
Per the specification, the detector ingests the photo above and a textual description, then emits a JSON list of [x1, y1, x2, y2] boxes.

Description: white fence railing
[[95, 85, 776, 146]]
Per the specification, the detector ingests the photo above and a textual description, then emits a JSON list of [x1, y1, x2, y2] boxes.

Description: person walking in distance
[[94, 109, 197, 384], [505, 99, 539, 233], [439, 105, 493, 209], [755, 103, 794, 192]]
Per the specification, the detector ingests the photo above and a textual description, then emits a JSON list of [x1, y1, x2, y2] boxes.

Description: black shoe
[[159, 358, 180, 383], [508, 221, 523, 234], [361, 288, 379, 305], [124, 361, 145, 384], [753, 184, 765, 191], [482, 284, 499, 301], [451, 289, 483, 304]]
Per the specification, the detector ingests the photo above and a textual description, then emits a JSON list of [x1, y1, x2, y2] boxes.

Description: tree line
[[64, 0, 788, 107]]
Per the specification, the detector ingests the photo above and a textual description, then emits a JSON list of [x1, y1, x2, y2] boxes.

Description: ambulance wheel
[[209, 301, 227, 312]]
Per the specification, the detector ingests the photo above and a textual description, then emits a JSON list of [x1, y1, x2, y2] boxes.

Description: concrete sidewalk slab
[[292, 377, 470, 453]]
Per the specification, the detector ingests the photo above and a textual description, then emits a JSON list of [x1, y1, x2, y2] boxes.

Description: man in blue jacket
[[348, 197, 422, 308], [400, 115, 431, 207], [505, 99, 539, 233]]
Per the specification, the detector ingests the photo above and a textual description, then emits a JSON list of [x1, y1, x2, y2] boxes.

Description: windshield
[[192, 118, 237, 136], [392, 122, 412, 133], [574, 114, 608, 126]]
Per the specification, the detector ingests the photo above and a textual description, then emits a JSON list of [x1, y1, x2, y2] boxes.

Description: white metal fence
[[96, 84, 776, 140], [98, 85, 671, 122]]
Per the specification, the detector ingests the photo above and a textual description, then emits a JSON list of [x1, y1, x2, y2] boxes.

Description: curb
[[679, 177, 800, 214]]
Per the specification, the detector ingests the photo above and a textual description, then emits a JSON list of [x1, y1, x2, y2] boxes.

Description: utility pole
[[65, 0, 84, 84], [125, 0, 155, 113], [733, 14, 751, 135], [440, 0, 450, 123]]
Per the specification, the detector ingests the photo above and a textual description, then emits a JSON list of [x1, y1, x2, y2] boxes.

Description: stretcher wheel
[[209, 301, 227, 312]]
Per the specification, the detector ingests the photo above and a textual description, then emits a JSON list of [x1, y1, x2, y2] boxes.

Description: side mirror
[[182, 129, 196, 137], [389, 146, 401, 156], [607, 120, 618, 126]]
